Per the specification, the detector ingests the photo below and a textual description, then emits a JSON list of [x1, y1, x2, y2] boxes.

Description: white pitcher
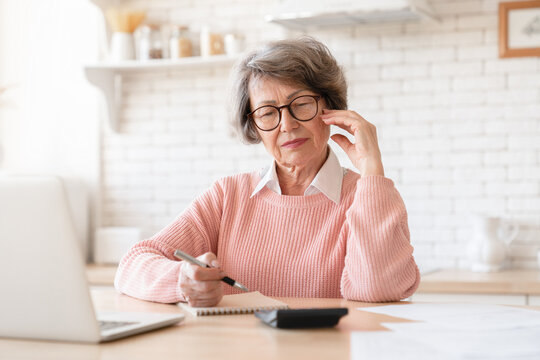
[[467, 216, 519, 272]]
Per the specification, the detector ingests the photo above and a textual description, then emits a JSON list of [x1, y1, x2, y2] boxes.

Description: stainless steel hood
[[266, 0, 438, 29]]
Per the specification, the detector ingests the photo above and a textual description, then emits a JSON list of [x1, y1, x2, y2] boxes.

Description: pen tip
[[236, 283, 249, 292]]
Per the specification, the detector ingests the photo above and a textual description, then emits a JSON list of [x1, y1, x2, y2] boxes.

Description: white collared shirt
[[250, 148, 347, 204]]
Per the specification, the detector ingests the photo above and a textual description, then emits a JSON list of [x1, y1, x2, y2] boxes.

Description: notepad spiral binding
[[197, 305, 288, 316]]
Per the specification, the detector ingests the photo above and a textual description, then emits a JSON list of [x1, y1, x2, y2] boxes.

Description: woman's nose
[[279, 108, 298, 132]]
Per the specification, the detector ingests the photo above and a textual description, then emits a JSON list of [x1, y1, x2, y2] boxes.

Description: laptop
[[0, 175, 184, 343]]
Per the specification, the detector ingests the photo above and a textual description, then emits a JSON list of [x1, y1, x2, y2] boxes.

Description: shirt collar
[[250, 147, 345, 204], [251, 158, 282, 196]]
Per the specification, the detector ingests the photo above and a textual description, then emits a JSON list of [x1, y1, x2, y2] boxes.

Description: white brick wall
[[100, 0, 540, 271]]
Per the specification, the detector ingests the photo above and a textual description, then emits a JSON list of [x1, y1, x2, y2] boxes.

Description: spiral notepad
[[179, 291, 289, 316]]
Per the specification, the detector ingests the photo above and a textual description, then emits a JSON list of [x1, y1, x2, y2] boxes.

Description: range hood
[[266, 0, 438, 29]]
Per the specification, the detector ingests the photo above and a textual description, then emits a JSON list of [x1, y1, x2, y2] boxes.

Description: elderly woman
[[115, 37, 420, 307]]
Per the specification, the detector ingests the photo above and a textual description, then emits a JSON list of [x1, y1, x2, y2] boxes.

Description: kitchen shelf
[[85, 55, 237, 72], [84, 55, 237, 132]]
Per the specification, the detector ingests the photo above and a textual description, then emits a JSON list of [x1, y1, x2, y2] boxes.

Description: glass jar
[[224, 33, 245, 56], [138, 24, 163, 60], [200, 26, 224, 57], [169, 25, 193, 59]]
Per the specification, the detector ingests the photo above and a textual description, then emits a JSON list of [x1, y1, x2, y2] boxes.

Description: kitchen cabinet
[[411, 292, 528, 305], [265, 0, 438, 30], [86, 264, 117, 287], [413, 269, 540, 305], [529, 296, 540, 306]]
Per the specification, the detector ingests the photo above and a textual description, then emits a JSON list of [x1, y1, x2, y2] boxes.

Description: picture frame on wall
[[499, 1, 540, 58]]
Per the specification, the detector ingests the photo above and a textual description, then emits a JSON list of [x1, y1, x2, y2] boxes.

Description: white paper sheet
[[351, 331, 457, 360], [382, 322, 540, 359], [358, 303, 540, 330], [352, 303, 540, 360], [351, 328, 540, 360]]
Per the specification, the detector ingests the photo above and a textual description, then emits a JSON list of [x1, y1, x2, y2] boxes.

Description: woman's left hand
[[321, 109, 385, 177]]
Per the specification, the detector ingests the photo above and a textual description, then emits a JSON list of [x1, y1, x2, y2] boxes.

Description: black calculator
[[255, 308, 348, 329]]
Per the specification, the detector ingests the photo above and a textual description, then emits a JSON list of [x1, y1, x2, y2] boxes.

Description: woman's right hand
[[179, 252, 225, 307]]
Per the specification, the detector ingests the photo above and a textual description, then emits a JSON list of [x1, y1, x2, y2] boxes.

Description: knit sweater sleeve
[[114, 180, 224, 303], [340, 175, 420, 302]]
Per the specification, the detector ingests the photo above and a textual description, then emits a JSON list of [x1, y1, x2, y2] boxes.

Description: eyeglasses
[[247, 95, 322, 131]]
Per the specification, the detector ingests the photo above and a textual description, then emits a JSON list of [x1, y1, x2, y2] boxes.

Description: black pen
[[173, 249, 249, 292]]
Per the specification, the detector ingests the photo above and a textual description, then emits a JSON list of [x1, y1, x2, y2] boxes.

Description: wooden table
[[0, 288, 413, 360]]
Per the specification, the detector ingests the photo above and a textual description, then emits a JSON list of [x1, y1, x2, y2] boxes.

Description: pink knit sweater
[[114, 171, 420, 303]]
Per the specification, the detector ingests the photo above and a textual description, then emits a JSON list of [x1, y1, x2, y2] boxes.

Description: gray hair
[[229, 36, 348, 144]]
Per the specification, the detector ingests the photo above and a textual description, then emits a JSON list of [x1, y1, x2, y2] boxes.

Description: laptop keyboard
[[99, 320, 138, 331]]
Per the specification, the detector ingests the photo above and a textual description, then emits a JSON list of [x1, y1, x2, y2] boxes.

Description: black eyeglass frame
[[247, 95, 322, 131]]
